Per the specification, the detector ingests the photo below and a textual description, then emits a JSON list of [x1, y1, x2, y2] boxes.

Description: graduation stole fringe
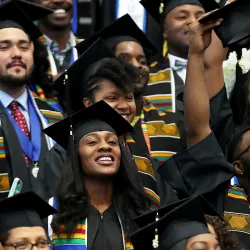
[[52, 219, 134, 250]]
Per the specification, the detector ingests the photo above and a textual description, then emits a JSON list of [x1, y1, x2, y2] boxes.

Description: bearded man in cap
[[0, 0, 63, 201]]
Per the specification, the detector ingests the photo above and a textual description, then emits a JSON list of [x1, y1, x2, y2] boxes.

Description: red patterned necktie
[[9, 101, 30, 165]]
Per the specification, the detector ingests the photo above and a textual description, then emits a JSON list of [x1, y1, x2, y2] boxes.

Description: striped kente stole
[[52, 219, 134, 250], [146, 66, 173, 113], [224, 186, 250, 236]]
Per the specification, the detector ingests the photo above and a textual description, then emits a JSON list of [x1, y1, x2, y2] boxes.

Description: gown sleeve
[[157, 132, 235, 216], [150, 156, 180, 206], [209, 86, 235, 154], [42, 143, 67, 197]]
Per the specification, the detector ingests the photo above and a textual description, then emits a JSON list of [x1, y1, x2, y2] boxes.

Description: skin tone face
[[163, 4, 205, 58], [207, 224, 217, 238], [79, 131, 121, 178], [114, 41, 149, 94], [37, 0, 73, 29], [83, 79, 136, 123], [3, 227, 48, 250], [0, 28, 34, 80], [233, 130, 250, 194], [186, 233, 221, 250]]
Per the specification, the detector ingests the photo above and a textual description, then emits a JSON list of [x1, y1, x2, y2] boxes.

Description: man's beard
[[0, 68, 33, 89], [133, 70, 150, 97]]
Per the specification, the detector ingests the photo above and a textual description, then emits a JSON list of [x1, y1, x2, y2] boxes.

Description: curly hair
[[205, 215, 241, 250], [80, 57, 141, 102], [51, 141, 150, 236]]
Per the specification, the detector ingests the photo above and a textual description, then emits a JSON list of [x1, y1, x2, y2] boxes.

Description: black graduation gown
[[87, 205, 123, 250], [148, 57, 235, 154], [0, 97, 63, 200], [157, 132, 235, 216], [157, 132, 250, 248]]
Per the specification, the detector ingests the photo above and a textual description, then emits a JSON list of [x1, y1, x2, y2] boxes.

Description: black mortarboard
[[133, 195, 221, 230], [15, 0, 53, 21], [75, 14, 157, 57], [53, 38, 113, 114], [42, 100, 133, 150], [0, 192, 56, 232], [140, 0, 220, 24], [0, 0, 46, 39], [199, 0, 250, 47], [131, 196, 211, 250]]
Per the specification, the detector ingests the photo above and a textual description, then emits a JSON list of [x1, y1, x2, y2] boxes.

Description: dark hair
[[205, 215, 241, 250], [29, 39, 56, 98], [226, 125, 250, 163], [52, 141, 150, 235], [0, 232, 9, 243], [81, 57, 140, 102]]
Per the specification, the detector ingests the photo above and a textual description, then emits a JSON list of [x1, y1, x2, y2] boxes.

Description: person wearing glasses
[[0, 192, 56, 250], [156, 9, 250, 249]]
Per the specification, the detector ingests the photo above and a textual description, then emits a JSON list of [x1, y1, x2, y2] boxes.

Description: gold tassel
[[163, 40, 168, 57]]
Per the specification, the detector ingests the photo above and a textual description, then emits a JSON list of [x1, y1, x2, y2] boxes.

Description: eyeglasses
[[234, 145, 250, 161], [3, 240, 54, 250]]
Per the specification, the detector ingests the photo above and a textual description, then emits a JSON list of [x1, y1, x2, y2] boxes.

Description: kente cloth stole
[[125, 103, 161, 209], [52, 218, 134, 250], [146, 64, 173, 113], [224, 186, 250, 234], [31, 85, 63, 113]]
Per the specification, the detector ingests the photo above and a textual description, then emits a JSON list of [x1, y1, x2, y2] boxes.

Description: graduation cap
[[53, 38, 114, 114], [0, 192, 56, 232], [199, 0, 250, 47], [75, 14, 157, 57], [0, 0, 46, 39], [130, 196, 210, 250], [43, 100, 133, 150], [133, 195, 221, 230], [15, 0, 53, 21], [43, 100, 133, 193], [140, 0, 221, 24]]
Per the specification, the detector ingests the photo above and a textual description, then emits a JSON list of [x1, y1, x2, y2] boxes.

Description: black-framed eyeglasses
[[3, 240, 54, 250], [234, 145, 250, 161]]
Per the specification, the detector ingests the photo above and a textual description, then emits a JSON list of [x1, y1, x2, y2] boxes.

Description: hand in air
[[188, 11, 223, 55]]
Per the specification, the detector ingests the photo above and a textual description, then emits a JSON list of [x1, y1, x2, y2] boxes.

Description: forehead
[[115, 41, 145, 57], [0, 28, 30, 41], [97, 79, 132, 94], [167, 4, 205, 16], [8, 226, 46, 239]]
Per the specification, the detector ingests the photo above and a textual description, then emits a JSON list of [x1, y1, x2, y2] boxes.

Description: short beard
[[133, 73, 149, 97], [0, 68, 33, 89]]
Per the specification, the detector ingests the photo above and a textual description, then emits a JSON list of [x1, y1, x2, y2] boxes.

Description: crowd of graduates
[[1, 0, 250, 249]]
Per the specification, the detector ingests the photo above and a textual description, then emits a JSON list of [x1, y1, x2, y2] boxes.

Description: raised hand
[[188, 11, 223, 55]]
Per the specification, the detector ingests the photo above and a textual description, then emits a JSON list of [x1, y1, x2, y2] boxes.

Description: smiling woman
[[43, 101, 150, 250]]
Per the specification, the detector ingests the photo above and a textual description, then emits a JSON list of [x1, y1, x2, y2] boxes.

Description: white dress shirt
[[168, 53, 188, 84]]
